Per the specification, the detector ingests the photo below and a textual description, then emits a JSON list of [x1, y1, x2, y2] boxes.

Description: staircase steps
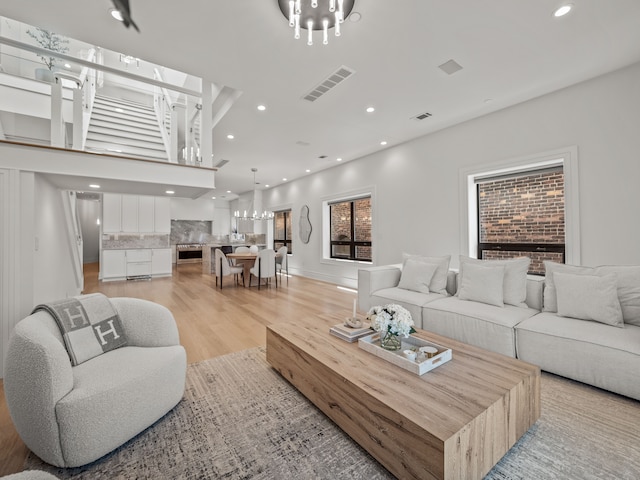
[[86, 95, 168, 161]]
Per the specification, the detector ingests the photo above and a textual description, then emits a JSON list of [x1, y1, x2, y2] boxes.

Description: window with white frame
[[461, 147, 580, 273], [325, 195, 372, 262]]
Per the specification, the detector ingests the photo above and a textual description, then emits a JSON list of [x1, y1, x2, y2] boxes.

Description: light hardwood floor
[[0, 262, 358, 475]]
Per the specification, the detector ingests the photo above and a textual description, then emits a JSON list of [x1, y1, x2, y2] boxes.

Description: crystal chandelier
[[278, 0, 356, 46], [233, 168, 275, 221]]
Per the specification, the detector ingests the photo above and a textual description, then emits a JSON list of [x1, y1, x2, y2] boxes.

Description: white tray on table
[[358, 333, 452, 376]]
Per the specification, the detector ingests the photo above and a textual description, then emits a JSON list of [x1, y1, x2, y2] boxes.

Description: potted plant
[[26, 27, 69, 82]]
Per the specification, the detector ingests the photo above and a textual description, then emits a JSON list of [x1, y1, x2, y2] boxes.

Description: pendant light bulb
[[307, 19, 313, 45], [323, 19, 328, 44]]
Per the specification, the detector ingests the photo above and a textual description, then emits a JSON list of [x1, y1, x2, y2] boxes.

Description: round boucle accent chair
[[4, 297, 187, 468]]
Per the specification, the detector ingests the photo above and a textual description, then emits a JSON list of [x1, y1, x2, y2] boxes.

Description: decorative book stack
[[329, 322, 373, 343]]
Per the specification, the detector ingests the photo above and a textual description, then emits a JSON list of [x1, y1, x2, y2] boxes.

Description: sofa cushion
[[402, 254, 451, 295], [422, 296, 539, 357], [515, 312, 640, 401], [596, 265, 640, 326], [398, 258, 439, 294], [543, 261, 595, 312], [458, 256, 531, 308], [56, 345, 186, 466], [457, 262, 505, 307], [554, 272, 623, 327], [370, 288, 445, 329]]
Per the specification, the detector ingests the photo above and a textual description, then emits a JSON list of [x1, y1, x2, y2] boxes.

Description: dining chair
[[214, 248, 244, 288], [275, 245, 288, 284], [249, 249, 277, 289]]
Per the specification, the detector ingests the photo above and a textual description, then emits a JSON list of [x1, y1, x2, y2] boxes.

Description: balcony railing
[[0, 31, 206, 166]]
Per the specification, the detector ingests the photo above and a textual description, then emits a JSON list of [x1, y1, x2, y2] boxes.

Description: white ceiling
[[4, 1, 640, 198]]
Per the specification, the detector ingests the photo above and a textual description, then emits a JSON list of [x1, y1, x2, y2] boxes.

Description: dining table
[[225, 251, 284, 287], [226, 252, 259, 285]]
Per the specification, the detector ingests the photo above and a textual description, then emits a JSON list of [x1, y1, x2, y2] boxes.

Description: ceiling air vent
[[438, 59, 463, 75], [412, 111, 433, 121], [303, 65, 355, 102], [214, 159, 229, 168]]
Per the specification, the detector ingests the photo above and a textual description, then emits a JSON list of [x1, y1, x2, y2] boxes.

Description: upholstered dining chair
[[249, 248, 277, 289], [234, 246, 250, 253], [275, 245, 288, 284], [214, 248, 244, 288]]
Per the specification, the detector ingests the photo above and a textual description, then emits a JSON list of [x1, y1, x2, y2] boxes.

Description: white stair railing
[[78, 48, 97, 149], [153, 68, 175, 162]]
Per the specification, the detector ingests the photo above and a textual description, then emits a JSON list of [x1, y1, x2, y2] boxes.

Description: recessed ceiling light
[[115, 108, 123, 113], [554, 4, 573, 17], [265, 184, 270, 188], [211, 196, 216, 199], [110, 8, 123, 21], [89, 184, 100, 189], [226, 190, 231, 193], [336, 157, 343, 162], [257, 105, 266, 111], [165, 190, 175, 195], [350, 12, 362, 22], [227, 134, 234, 140], [380, 141, 388, 146], [366, 106, 375, 113], [282, 178, 287, 182], [64, 63, 71, 69], [305, 169, 311, 173]]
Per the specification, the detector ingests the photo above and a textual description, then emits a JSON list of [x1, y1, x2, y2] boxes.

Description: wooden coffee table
[[266, 314, 540, 480]]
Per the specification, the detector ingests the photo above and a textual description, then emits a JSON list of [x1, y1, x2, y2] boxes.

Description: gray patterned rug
[[25, 347, 640, 479]]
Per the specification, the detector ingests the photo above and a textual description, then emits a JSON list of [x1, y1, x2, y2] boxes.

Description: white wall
[[33, 174, 81, 303], [264, 61, 640, 288]]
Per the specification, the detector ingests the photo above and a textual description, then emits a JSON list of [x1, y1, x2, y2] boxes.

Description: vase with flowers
[[366, 304, 416, 351]]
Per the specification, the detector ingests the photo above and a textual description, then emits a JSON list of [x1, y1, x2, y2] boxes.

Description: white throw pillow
[[543, 261, 595, 313], [459, 256, 531, 308], [457, 262, 506, 307], [596, 265, 640, 326], [397, 258, 439, 294], [402, 254, 451, 295], [554, 272, 624, 327]]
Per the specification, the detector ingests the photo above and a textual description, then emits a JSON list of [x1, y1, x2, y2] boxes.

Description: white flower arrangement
[[366, 304, 416, 337]]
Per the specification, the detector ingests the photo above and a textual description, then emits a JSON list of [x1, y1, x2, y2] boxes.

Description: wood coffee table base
[[266, 319, 540, 480]]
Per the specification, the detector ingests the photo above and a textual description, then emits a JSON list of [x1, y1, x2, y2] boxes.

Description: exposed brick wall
[[479, 171, 565, 274]]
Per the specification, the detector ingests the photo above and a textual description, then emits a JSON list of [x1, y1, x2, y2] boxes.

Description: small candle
[[352, 299, 357, 319], [420, 346, 438, 358]]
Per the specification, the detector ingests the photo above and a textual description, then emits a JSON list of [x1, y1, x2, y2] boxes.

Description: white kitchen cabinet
[[101, 250, 126, 279], [102, 194, 122, 233], [121, 195, 139, 232], [152, 248, 172, 276], [154, 197, 171, 233], [138, 196, 155, 232]]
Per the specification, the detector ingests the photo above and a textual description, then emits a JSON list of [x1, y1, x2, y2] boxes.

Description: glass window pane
[[356, 245, 372, 262], [275, 212, 286, 240], [332, 244, 350, 258], [354, 197, 371, 242], [478, 171, 565, 245], [331, 202, 351, 241]]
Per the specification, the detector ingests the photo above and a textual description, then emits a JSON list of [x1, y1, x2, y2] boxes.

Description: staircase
[[85, 95, 168, 161]]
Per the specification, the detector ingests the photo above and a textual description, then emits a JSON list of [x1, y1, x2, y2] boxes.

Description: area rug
[[25, 347, 640, 479]]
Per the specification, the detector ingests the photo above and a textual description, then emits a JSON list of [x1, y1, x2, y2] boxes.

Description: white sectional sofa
[[358, 257, 640, 401]]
